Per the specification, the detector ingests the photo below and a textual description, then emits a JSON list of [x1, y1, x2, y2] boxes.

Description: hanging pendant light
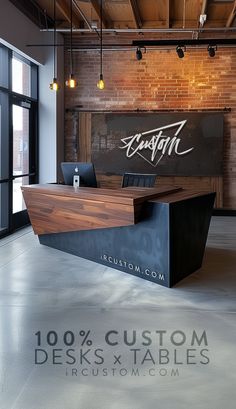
[[50, 0, 59, 91], [66, 0, 77, 88], [97, 0, 105, 90]]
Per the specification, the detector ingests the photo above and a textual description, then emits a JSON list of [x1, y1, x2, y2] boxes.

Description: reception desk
[[21, 184, 215, 288]]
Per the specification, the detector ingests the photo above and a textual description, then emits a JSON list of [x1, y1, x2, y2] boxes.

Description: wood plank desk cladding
[[21, 184, 181, 235], [22, 185, 216, 288]]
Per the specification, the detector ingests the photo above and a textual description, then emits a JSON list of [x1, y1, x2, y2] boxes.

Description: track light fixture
[[176, 45, 185, 58], [208, 45, 217, 57], [50, 0, 59, 91], [66, 0, 77, 88], [136, 47, 142, 60]]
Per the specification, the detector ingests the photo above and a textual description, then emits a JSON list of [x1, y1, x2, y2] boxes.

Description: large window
[[12, 56, 31, 96], [0, 44, 38, 237]]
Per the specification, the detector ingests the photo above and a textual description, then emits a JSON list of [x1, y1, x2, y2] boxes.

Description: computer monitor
[[61, 162, 97, 188]]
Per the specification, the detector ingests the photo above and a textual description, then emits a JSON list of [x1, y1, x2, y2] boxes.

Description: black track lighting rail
[[27, 38, 236, 53], [27, 42, 236, 51], [133, 39, 236, 47]]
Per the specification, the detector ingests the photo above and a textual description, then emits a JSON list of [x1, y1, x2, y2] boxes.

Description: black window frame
[[0, 42, 39, 237]]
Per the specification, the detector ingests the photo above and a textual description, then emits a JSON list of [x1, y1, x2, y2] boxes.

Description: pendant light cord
[[100, 0, 103, 76], [70, 0, 73, 74], [53, 0, 56, 78]]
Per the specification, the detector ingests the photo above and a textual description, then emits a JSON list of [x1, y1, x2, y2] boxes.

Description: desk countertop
[[21, 184, 182, 205], [21, 184, 215, 235]]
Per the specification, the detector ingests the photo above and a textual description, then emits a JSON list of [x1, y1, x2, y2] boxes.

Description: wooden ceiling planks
[[207, 0, 235, 26], [137, 0, 168, 27], [103, 0, 135, 26], [170, 0, 203, 28], [90, 0, 112, 28], [9, 0, 236, 33]]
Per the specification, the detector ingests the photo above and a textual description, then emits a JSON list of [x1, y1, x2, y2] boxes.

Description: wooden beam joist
[[129, 0, 142, 29], [226, 0, 236, 27], [72, 0, 93, 30], [166, 0, 170, 29], [201, 0, 208, 16], [56, 0, 81, 27], [90, 0, 111, 29]]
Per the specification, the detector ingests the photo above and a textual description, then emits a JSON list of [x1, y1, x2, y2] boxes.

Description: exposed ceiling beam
[[72, 0, 93, 30], [201, 0, 208, 15], [56, 0, 81, 27], [129, 0, 142, 29], [226, 0, 236, 27], [166, 0, 170, 29], [90, 0, 111, 29], [183, 0, 186, 29]]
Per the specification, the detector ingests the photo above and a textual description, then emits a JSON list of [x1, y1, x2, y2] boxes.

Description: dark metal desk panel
[[35, 188, 215, 288]]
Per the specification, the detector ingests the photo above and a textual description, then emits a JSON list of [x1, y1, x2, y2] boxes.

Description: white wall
[[39, 34, 64, 183], [0, 0, 64, 183], [0, 0, 45, 64]]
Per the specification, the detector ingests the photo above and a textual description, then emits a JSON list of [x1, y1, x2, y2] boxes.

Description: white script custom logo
[[119, 120, 194, 167]]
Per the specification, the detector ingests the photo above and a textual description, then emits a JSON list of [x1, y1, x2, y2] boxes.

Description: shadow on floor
[[175, 246, 236, 290]]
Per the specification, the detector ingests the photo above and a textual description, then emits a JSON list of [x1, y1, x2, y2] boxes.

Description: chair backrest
[[121, 172, 157, 188]]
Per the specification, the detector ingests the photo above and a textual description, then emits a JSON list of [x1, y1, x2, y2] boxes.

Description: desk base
[[39, 192, 215, 288]]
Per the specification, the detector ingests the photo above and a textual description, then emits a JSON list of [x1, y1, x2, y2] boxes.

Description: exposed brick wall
[[65, 43, 236, 208]]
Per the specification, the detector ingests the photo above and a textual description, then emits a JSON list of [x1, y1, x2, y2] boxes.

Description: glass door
[[0, 45, 38, 238], [12, 103, 30, 214], [0, 91, 9, 237], [11, 98, 37, 230], [0, 96, 37, 237]]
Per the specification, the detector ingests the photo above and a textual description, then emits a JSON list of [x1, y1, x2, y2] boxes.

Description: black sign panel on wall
[[91, 113, 224, 176]]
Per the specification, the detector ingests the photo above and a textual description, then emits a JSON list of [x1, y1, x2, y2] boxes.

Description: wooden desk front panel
[[22, 185, 182, 235], [22, 190, 137, 235]]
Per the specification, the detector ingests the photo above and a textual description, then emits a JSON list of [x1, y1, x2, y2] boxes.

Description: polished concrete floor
[[0, 217, 236, 409]]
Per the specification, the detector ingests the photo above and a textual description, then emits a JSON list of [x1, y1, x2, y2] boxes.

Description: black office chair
[[121, 172, 157, 188]]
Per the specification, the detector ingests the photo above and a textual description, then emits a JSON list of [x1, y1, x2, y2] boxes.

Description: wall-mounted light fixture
[[97, 0, 105, 90], [50, 0, 59, 91], [176, 45, 185, 58], [66, 0, 77, 88], [208, 45, 217, 57]]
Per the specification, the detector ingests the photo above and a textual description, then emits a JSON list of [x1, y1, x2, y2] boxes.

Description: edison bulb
[[97, 79, 105, 90], [66, 74, 77, 88], [50, 78, 59, 91]]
